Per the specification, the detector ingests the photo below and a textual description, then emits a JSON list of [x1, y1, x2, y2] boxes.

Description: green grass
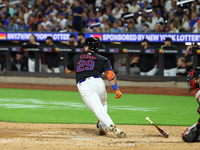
[[0, 88, 198, 126]]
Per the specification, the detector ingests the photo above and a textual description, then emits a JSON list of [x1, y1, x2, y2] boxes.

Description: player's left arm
[[104, 69, 122, 99], [65, 57, 75, 74]]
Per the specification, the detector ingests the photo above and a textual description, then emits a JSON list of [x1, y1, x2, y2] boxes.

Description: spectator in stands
[[142, 23, 150, 33], [65, 12, 73, 31], [36, 14, 43, 24], [71, 0, 84, 32], [137, 15, 150, 32], [151, 0, 163, 11], [130, 0, 140, 13], [153, 23, 160, 32], [0, 21, 7, 31], [18, 17, 29, 31], [142, 0, 151, 10], [99, 14, 108, 29], [51, 20, 62, 32], [45, 24, 52, 32], [102, 22, 112, 33], [121, 6, 131, 20], [17, 5, 24, 19], [188, 11, 199, 31], [44, 36, 60, 73], [1, 11, 9, 27], [96, 10, 103, 22], [159, 22, 168, 32], [193, 19, 200, 33], [92, 26, 102, 32], [160, 37, 177, 77], [111, 20, 122, 33], [41, 15, 52, 28], [166, 12, 180, 31], [147, 14, 154, 31], [176, 57, 188, 77], [84, 10, 100, 32], [31, 5, 37, 17], [175, 5, 184, 24], [155, 11, 164, 24], [105, 7, 116, 24], [130, 39, 156, 76], [125, 20, 138, 32], [168, 22, 179, 33], [58, 13, 67, 29], [29, 16, 37, 31], [8, 19, 18, 31], [13, 13, 19, 24], [37, 24, 44, 32], [22, 34, 40, 72], [117, 18, 126, 32], [164, 0, 173, 15], [24, 6, 32, 24], [77, 32, 85, 48], [180, 14, 190, 32], [111, 1, 124, 19], [133, 12, 141, 25]]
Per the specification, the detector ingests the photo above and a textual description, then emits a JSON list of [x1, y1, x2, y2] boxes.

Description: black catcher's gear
[[182, 127, 199, 142], [187, 67, 200, 92], [84, 37, 99, 53]]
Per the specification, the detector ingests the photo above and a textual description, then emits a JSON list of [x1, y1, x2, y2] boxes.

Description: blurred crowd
[[0, 0, 199, 33]]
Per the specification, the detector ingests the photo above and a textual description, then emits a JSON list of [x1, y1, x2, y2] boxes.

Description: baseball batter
[[65, 37, 126, 138], [182, 67, 200, 142]]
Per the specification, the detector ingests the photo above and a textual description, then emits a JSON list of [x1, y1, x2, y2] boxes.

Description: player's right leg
[[28, 58, 35, 72], [77, 78, 126, 138]]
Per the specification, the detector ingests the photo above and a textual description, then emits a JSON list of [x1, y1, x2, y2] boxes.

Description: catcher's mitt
[[182, 127, 199, 142]]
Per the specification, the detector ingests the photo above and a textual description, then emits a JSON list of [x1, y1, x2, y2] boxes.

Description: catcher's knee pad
[[182, 127, 199, 142]]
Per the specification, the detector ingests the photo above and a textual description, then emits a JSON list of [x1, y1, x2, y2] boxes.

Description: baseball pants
[[140, 66, 157, 76], [28, 58, 41, 72], [77, 76, 114, 128], [47, 67, 60, 73], [164, 67, 177, 76]]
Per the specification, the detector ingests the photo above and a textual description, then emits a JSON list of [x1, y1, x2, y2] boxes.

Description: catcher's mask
[[187, 67, 200, 92], [84, 37, 99, 53]]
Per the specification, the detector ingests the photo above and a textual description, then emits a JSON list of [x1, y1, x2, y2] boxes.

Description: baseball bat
[[145, 117, 169, 138]]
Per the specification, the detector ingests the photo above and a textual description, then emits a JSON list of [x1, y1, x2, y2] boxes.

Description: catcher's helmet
[[84, 37, 99, 53], [187, 67, 200, 91]]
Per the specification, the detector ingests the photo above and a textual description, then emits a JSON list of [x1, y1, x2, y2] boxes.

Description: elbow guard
[[105, 70, 115, 81]]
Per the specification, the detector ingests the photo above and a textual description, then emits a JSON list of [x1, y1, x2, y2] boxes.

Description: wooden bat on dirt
[[145, 117, 169, 138]]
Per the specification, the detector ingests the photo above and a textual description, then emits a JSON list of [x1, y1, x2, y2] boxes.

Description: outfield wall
[[0, 76, 187, 89]]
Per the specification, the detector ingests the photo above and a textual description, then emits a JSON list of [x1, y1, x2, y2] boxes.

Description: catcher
[[182, 67, 200, 142]]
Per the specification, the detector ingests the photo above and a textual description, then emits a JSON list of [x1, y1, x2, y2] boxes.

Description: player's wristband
[[111, 83, 118, 91]]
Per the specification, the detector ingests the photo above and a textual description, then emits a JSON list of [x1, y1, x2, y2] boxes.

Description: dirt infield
[[0, 83, 198, 150]]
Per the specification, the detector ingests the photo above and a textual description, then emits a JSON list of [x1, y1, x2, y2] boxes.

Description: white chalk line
[[0, 98, 157, 111]]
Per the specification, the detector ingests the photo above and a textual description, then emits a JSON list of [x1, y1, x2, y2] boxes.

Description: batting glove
[[115, 89, 122, 98]]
